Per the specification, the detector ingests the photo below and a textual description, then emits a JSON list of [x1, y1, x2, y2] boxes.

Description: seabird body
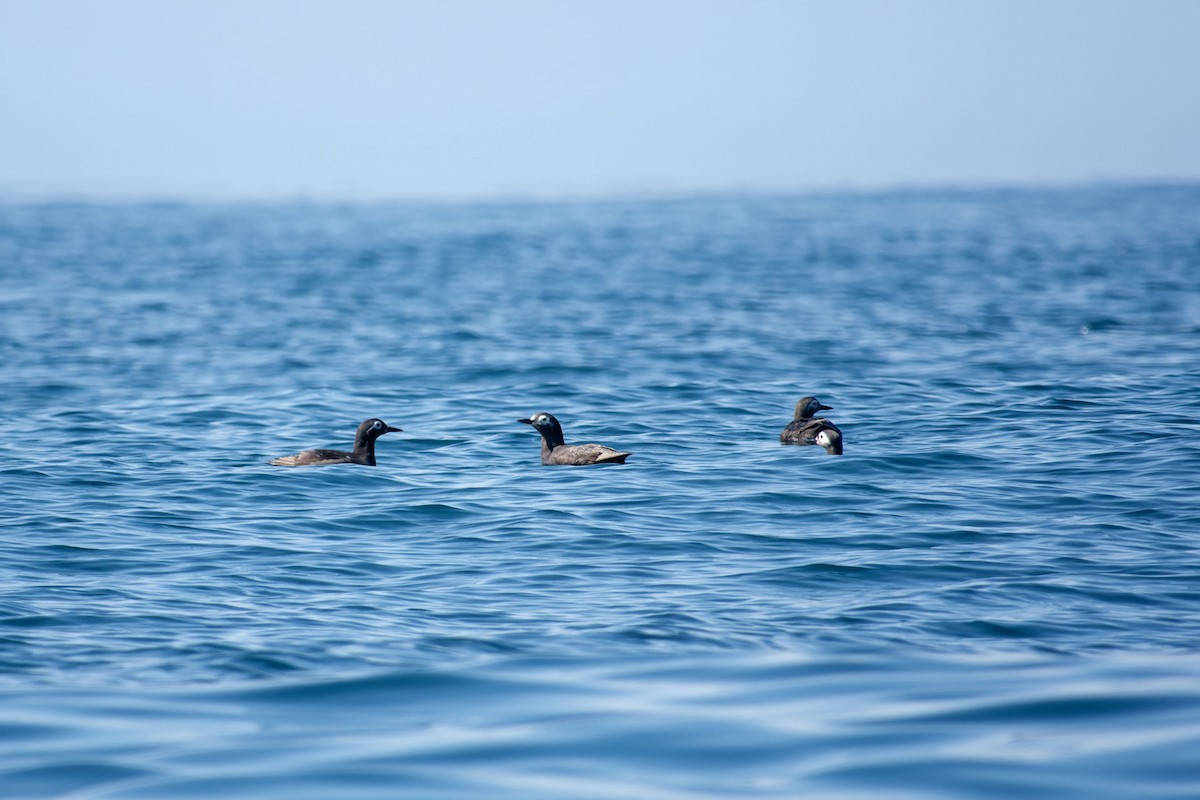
[[269, 418, 401, 466], [518, 413, 630, 465], [780, 396, 840, 445]]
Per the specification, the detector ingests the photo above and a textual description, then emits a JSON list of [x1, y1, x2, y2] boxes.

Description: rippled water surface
[[2, 186, 1199, 798]]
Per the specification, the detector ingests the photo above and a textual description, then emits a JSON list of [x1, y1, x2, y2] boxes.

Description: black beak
[[517, 418, 533, 425], [819, 404, 833, 411], [386, 425, 402, 433]]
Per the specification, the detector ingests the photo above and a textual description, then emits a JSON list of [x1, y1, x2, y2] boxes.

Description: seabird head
[[518, 412, 565, 446], [815, 428, 843, 455], [358, 418, 402, 439], [795, 396, 833, 420]]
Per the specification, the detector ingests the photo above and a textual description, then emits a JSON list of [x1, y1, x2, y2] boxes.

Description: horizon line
[[1, 176, 1197, 207]]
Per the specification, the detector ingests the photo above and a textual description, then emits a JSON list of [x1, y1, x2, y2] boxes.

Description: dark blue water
[[2, 186, 1199, 798]]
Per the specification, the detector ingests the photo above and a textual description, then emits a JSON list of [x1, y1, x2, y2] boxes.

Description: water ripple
[[1, 188, 1199, 797]]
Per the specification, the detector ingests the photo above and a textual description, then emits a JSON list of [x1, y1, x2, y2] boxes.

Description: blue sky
[[2, 0, 1198, 199]]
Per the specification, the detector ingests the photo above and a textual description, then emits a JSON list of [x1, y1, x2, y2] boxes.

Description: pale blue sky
[[2, 0, 1198, 199]]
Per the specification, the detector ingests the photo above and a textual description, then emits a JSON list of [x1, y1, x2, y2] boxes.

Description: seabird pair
[[267, 412, 628, 467], [779, 395, 843, 455]]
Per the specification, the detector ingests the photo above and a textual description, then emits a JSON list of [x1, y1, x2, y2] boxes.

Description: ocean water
[[1, 185, 1199, 798]]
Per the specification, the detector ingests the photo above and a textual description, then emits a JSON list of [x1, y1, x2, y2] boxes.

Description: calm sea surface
[[2, 186, 1199, 798]]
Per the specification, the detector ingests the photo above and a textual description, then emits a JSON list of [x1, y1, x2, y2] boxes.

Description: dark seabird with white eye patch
[[517, 412, 630, 465], [780, 396, 841, 446], [268, 418, 401, 466], [814, 427, 843, 455]]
